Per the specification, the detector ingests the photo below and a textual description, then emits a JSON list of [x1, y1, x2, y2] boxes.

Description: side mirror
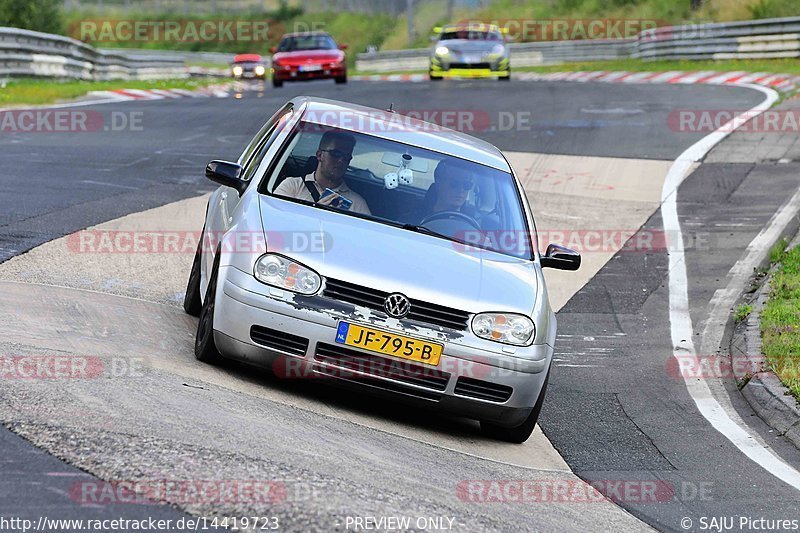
[[269, 46, 278, 53], [429, 35, 439, 42], [205, 160, 246, 196], [339, 44, 348, 50], [540, 243, 581, 271]]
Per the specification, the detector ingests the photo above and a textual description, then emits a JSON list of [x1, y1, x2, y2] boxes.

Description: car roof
[[234, 53, 262, 63], [290, 97, 510, 172]]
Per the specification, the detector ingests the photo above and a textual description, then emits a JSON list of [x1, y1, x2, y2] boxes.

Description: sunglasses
[[320, 149, 353, 162], [444, 178, 474, 191]]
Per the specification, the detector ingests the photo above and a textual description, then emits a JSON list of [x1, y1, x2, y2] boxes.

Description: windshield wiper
[[401, 223, 450, 241]]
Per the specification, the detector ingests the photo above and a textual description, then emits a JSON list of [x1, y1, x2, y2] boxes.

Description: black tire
[[480, 373, 549, 443], [272, 78, 283, 88], [194, 253, 224, 365], [335, 75, 347, 84], [182, 235, 203, 316], [499, 70, 511, 81], [429, 71, 442, 81]]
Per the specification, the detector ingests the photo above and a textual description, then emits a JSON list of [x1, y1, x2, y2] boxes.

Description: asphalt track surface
[[2, 78, 798, 531]]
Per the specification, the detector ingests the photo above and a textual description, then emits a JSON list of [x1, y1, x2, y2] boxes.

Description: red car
[[270, 31, 347, 87]]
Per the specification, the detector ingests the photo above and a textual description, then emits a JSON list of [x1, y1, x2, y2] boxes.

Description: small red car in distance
[[270, 31, 347, 87], [231, 53, 266, 80]]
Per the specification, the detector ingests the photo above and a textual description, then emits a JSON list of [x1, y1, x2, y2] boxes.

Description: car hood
[[259, 196, 538, 314], [437, 39, 501, 54], [272, 49, 344, 65]]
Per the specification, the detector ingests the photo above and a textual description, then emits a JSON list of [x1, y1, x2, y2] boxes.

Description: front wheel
[[194, 255, 224, 365], [480, 374, 548, 443], [429, 71, 442, 81], [335, 75, 347, 84], [272, 77, 283, 88]]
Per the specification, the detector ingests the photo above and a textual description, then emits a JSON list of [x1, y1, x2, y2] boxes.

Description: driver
[[274, 131, 371, 215], [409, 158, 479, 225]]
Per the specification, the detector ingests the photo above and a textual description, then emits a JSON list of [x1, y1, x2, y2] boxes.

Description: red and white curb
[[518, 70, 800, 93], [87, 84, 232, 102], [352, 71, 800, 93]]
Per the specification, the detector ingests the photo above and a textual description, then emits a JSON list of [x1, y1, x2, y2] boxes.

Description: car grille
[[250, 325, 309, 357], [313, 342, 451, 400], [323, 278, 470, 331], [450, 62, 491, 69], [454, 377, 513, 403]]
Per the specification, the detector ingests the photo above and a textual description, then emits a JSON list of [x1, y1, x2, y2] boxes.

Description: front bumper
[[213, 265, 551, 426], [430, 56, 509, 78], [233, 70, 266, 79], [273, 66, 345, 82]]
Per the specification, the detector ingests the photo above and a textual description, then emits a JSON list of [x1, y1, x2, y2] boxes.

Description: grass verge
[[0, 77, 221, 107], [761, 241, 800, 400]]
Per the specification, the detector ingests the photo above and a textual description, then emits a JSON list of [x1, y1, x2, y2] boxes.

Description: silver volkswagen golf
[[183, 97, 580, 442]]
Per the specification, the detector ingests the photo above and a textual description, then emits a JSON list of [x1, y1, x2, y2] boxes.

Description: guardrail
[[356, 39, 634, 72], [356, 15, 800, 73], [101, 48, 241, 66], [636, 17, 800, 60], [0, 26, 186, 80]]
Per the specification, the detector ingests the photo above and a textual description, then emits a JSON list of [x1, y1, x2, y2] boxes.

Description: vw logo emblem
[[384, 293, 411, 319]]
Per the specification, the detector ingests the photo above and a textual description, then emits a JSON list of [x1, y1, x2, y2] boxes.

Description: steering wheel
[[419, 210, 481, 229]]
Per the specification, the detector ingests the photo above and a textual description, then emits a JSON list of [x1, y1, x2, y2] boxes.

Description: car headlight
[[232, 66, 243, 76], [490, 44, 505, 55], [435, 46, 449, 56], [472, 313, 535, 346], [254, 65, 265, 75], [254, 254, 321, 295]]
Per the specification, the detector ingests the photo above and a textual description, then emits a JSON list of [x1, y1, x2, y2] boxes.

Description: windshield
[[264, 123, 532, 259], [278, 34, 337, 52], [440, 30, 502, 41]]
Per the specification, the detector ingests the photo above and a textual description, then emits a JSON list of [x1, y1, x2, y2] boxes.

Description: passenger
[[274, 131, 371, 215]]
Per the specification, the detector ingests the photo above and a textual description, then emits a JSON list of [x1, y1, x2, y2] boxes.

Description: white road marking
[[663, 82, 800, 491]]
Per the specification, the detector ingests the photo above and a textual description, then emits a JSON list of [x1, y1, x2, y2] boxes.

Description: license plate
[[462, 55, 482, 63], [300, 64, 322, 72], [335, 322, 442, 366]]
